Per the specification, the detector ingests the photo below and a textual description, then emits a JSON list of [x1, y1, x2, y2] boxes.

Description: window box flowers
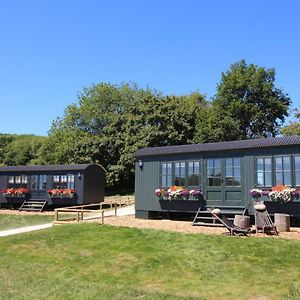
[[250, 185, 299, 203], [155, 186, 203, 201], [48, 188, 76, 198], [1, 187, 29, 197]]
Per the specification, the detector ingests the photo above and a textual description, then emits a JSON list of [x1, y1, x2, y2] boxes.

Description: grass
[[0, 214, 54, 231], [0, 224, 299, 299]]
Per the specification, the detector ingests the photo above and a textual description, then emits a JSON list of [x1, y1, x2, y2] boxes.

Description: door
[[205, 157, 244, 207], [30, 175, 47, 199]]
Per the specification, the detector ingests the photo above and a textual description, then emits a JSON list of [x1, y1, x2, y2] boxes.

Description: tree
[[281, 109, 300, 136], [44, 83, 207, 191], [212, 59, 291, 140], [0, 134, 47, 166]]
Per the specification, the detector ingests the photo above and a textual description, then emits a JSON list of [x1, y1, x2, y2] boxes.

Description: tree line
[[1, 60, 298, 192]]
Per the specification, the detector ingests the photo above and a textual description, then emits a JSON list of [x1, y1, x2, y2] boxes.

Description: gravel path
[[0, 223, 53, 237]]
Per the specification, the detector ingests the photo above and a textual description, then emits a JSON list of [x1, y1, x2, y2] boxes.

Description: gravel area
[[1, 198, 300, 240], [103, 215, 300, 240]]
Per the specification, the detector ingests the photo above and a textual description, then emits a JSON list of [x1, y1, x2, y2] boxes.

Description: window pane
[[38, 175, 47, 190], [53, 175, 60, 183], [283, 157, 290, 170], [175, 163, 180, 177], [234, 177, 241, 186], [226, 158, 232, 168], [207, 159, 214, 168], [167, 175, 172, 187], [188, 161, 200, 187], [284, 171, 291, 186], [275, 157, 282, 170], [275, 172, 283, 185], [188, 162, 193, 174], [215, 159, 221, 169], [31, 175, 38, 190], [215, 168, 221, 178], [234, 167, 240, 178], [265, 172, 272, 186], [295, 156, 300, 170], [233, 158, 240, 167], [207, 168, 214, 177], [188, 174, 199, 186], [296, 171, 300, 186], [8, 176, 14, 184], [208, 177, 214, 186], [257, 172, 264, 186], [162, 175, 167, 187], [167, 163, 172, 174], [257, 159, 264, 172], [226, 167, 232, 177], [15, 176, 21, 184], [214, 177, 221, 186], [161, 164, 167, 175], [225, 177, 233, 186], [265, 158, 272, 171]]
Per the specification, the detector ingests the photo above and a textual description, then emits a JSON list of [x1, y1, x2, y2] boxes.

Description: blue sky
[[0, 0, 299, 136]]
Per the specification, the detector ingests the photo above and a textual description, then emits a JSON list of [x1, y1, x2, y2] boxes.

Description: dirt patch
[[0, 209, 54, 216]]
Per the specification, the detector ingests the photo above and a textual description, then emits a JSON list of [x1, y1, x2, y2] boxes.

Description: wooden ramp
[[19, 200, 48, 212]]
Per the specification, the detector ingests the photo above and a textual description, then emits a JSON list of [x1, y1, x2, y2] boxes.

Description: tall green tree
[[211, 59, 291, 140], [0, 134, 47, 166], [45, 83, 207, 191]]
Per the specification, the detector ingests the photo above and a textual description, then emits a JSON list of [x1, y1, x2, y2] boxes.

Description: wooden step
[[193, 222, 223, 227], [19, 200, 48, 212]]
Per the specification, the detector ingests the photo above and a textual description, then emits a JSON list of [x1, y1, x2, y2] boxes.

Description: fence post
[[54, 210, 58, 222], [99, 210, 104, 225]]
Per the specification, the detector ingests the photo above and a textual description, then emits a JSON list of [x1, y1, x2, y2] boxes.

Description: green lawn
[[0, 224, 299, 300], [0, 214, 54, 231]]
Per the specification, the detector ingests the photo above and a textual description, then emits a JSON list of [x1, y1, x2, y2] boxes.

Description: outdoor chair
[[253, 201, 278, 235], [210, 209, 250, 236]]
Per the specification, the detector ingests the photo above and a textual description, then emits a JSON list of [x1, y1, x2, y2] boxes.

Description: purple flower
[[180, 189, 190, 197]]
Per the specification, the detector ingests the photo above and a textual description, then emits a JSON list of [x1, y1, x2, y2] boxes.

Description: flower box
[[1, 188, 29, 198], [48, 189, 76, 199], [250, 185, 299, 203], [155, 186, 203, 201]]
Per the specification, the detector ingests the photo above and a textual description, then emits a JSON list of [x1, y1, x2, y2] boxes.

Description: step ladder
[[193, 206, 247, 227], [19, 200, 48, 212]]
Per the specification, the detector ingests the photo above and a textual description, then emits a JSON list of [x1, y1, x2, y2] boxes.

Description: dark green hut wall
[[135, 145, 300, 216]]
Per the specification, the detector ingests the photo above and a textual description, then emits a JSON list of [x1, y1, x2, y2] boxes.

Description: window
[[67, 175, 75, 189], [225, 158, 241, 186], [8, 176, 14, 188], [161, 162, 172, 188], [256, 157, 272, 187], [207, 159, 221, 186], [295, 156, 300, 186], [174, 162, 185, 186], [275, 156, 291, 186], [52, 174, 75, 189], [31, 175, 47, 191], [7, 175, 28, 188], [188, 161, 200, 187]]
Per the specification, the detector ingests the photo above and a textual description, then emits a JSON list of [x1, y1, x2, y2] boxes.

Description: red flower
[[1, 188, 7, 194]]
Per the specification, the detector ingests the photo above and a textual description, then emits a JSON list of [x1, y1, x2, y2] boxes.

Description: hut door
[[205, 158, 244, 207], [30, 175, 47, 199]]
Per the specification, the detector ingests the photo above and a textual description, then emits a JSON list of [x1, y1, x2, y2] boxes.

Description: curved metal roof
[[134, 135, 300, 158], [0, 163, 105, 173]]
